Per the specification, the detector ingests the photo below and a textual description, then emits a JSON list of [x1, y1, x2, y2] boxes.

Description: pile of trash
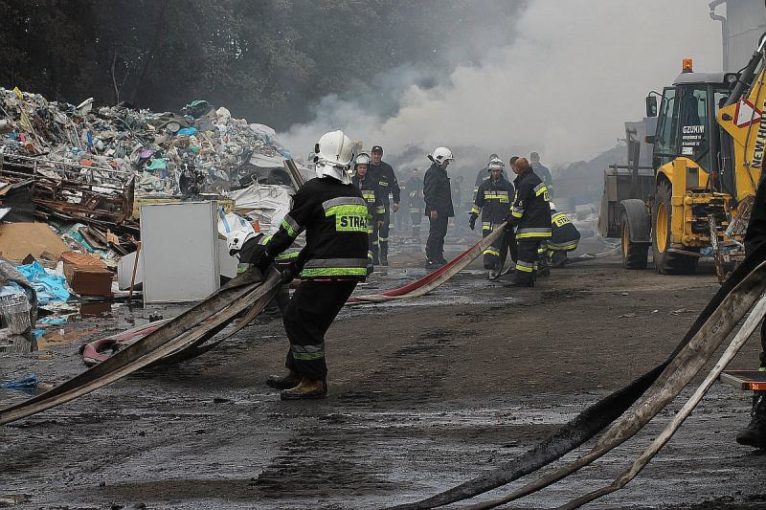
[[0, 87, 300, 266], [0, 88, 293, 198], [0, 87, 308, 346]]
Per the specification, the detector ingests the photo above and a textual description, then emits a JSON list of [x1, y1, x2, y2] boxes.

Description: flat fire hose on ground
[[385, 245, 766, 510], [553, 289, 766, 510], [78, 225, 505, 366], [349, 223, 508, 304], [1, 162, 306, 424], [0, 269, 281, 426]]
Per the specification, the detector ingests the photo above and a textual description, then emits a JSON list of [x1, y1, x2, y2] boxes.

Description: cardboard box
[[0, 223, 67, 262], [60, 252, 107, 281], [69, 266, 113, 297]]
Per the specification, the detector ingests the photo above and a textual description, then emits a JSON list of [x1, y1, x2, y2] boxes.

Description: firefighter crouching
[[506, 157, 551, 287], [545, 202, 580, 268], [352, 152, 385, 269], [233, 130, 368, 400], [469, 157, 517, 273]]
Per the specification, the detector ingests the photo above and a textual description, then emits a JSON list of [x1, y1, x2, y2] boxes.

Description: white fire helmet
[[355, 152, 371, 167], [225, 223, 256, 256], [313, 130, 355, 184], [428, 146, 455, 167], [488, 158, 504, 171]]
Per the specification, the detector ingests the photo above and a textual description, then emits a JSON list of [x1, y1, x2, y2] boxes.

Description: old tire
[[651, 179, 698, 274], [621, 214, 648, 269]]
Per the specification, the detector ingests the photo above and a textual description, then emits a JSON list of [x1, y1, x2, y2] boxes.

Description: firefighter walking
[[469, 157, 517, 275], [507, 157, 551, 286], [239, 130, 369, 400], [352, 152, 385, 267], [369, 145, 400, 266]]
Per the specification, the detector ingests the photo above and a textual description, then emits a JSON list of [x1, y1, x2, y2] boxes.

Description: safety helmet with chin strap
[[314, 130, 355, 184], [355, 152, 371, 168], [225, 223, 257, 256], [428, 146, 454, 167], [487, 158, 504, 171]]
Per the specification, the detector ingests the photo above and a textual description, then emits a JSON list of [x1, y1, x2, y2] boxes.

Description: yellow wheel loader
[[601, 35, 766, 280]]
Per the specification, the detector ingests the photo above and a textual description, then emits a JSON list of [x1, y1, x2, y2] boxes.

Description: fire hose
[[5, 193, 762, 508], [0, 269, 281, 425], [350, 223, 508, 303], [385, 245, 766, 510], [3, 225, 499, 425]]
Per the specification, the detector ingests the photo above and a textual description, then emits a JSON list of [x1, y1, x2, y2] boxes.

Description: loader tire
[[621, 214, 648, 269], [652, 179, 698, 275]]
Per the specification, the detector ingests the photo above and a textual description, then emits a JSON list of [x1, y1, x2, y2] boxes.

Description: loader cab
[[649, 71, 731, 191]]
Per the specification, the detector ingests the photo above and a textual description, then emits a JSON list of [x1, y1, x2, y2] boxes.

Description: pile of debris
[[0, 87, 307, 332]]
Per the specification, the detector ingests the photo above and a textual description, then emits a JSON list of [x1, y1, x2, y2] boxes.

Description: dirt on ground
[[2, 235, 766, 510]]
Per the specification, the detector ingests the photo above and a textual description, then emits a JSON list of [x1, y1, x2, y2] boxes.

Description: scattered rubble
[[0, 86, 301, 341]]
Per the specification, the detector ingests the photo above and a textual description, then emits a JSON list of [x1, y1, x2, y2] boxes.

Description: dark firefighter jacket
[[510, 169, 552, 239], [531, 162, 553, 189], [369, 161, 400, 205], [549, 212, 580, 250], [745, 174, 766, 257], [263, 176, 369, 280], [423, 163, 454, 217], [473, 166, 509, 201], [472, 176, 514, 231], [352, 174, 385, 223], [406, 176, 424, 214]]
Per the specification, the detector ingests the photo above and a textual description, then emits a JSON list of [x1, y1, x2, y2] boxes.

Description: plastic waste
[[0, 374, 38, 389], [16, 261, 70, 305]]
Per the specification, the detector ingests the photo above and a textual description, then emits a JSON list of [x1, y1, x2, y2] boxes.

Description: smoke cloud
[[279, 0, 722, 173]]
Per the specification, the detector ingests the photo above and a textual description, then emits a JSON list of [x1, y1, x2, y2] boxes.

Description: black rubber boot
[[425, 259, 443, 271], [266, 371, 301, 390], [736, 392, 766, 449], [280, 377, 327, 400], [379, 241, 389, 266]]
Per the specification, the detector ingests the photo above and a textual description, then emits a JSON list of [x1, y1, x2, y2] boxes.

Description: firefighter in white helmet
[[470, 157, 517, 276], [423, 146, 455, 269], [352, 152, 385, 268], [234, 130, 370, 400]]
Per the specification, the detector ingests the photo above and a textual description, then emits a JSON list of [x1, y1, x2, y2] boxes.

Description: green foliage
[[0, 0, 524, 128]]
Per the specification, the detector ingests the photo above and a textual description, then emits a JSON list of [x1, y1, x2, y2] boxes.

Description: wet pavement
[[2, 238, 766, 509]]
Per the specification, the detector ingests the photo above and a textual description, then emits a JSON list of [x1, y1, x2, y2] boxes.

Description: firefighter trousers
[[369, 221, 380, 264], [426, 214, 448, 261], [514, 239, 541, 284], [482, 225, 517, 269], [379, 203, 391, 244], [282, 280, 357, 380], [410, 209, 422, 239]]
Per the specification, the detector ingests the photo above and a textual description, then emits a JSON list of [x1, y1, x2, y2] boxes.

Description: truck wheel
[[651, 180, 698, 274], [621, 214, 648, 269]]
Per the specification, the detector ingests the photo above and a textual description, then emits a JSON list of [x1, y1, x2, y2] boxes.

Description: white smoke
[[279, 0, 722, 170]]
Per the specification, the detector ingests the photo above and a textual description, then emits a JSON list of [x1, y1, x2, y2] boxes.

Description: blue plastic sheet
[[16, 262, 69, 305], [177, 127, 198, 137], [0, 373, 37, 389], [38, 316, 67, 325]]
